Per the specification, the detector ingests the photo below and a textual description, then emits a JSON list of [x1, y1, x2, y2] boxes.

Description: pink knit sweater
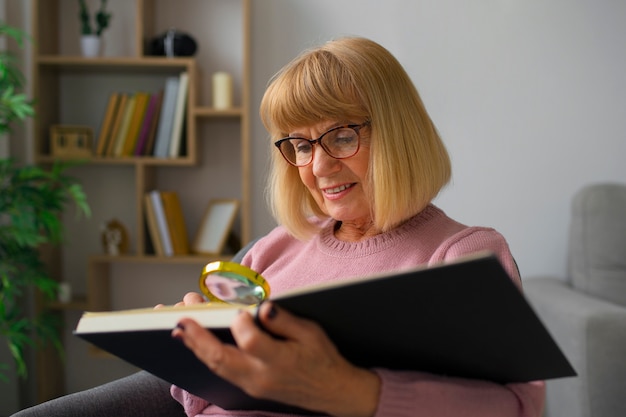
[[171, 205, 545, 417]]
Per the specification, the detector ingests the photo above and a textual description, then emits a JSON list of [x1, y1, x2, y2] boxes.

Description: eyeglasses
[[274, 121, 370, 167]]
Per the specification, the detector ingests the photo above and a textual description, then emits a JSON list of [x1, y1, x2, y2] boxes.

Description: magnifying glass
[[199, 261, 270, 305]]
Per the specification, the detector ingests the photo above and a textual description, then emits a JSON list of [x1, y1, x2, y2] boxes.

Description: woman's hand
[[172, 302, 381, 417]]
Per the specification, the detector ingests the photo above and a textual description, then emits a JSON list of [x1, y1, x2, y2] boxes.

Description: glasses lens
[[279, 139, 313, 166], [277, 124, 364, 166], [322, 127, 359, 158]]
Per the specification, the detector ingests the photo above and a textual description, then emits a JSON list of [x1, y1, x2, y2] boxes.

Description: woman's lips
[[322, 183, 355, 199]]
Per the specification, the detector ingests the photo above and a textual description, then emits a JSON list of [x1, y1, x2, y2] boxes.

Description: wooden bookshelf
[[31, 0, 251, 402]]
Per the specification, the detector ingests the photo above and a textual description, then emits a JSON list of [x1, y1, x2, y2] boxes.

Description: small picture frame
[[193, 199, 240, 255], [50, 125, 94, 158]]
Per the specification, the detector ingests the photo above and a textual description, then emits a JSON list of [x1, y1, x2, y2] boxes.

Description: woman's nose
[[311, 145, 341, 176]]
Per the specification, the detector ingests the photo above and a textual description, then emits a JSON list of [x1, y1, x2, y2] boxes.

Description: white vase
[[80, 35, 101, 57]]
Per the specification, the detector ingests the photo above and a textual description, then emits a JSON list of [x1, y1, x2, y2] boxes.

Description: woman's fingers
[[182, 292, 205, 305], [156, 292, 206, 309], [171, 303, 380, 415], [172, 316, 260, 381]]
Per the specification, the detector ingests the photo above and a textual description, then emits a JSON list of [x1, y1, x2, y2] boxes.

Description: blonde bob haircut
[[260, 37, 451, 241]]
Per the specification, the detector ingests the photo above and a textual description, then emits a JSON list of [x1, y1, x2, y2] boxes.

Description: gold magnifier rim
[[199, 261, 270, 304]]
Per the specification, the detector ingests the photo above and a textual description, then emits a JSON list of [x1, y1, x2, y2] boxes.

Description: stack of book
[[144, 190, 190, 256], [95, 71, 189, 158]]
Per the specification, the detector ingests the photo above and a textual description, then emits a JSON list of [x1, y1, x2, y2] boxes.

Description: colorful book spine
[[121, 92, 150, 156], [152, 76, 180, 158], [160, 191, 190, 255], [144, 193, 164, 256], [105, 93, 129, 156], [112, 94, 137, 157], [96, 92, 121, 156], [168, 72, 189, 158], [142, 90, 164, 156], [149, 190, 173, 256], [134, 92, 160, 156]]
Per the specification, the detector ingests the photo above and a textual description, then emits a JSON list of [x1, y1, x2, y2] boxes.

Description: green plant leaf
[[0, 21, 90, 382]]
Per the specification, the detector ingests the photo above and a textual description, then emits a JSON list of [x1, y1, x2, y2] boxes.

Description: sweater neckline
[[317, 204, 440, 258]]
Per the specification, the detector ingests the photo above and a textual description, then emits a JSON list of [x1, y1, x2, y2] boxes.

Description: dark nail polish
[[176, 322, 185, 331], [267, 304, 278, 319]]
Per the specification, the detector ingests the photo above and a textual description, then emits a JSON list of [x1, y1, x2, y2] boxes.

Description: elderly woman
[[12, 36, 544, 417], [171, 37, 545, 417]]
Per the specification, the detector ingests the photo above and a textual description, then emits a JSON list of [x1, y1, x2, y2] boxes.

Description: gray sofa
[[525, 183, 626, 417]]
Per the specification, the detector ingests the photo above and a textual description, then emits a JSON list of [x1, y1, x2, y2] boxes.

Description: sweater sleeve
[[170, 385, 210, 417], [371, 226, 545, 417], [373, 369, 545, 417], [429, 227, 522, 288]]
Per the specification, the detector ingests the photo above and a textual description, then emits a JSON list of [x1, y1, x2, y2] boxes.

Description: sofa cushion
[[568, 183, 626, 306]]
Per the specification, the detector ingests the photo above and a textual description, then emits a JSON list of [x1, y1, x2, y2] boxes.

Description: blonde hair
[[260, 37, 451, 240]]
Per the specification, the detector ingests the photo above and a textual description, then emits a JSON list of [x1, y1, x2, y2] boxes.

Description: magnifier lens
[[199, 261, 270, 305]]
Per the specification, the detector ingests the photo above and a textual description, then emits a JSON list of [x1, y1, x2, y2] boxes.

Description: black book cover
[[76, 253, 576, 414]]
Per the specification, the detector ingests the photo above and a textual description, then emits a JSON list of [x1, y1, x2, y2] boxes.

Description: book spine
[[113, 94, 137, 157], [122, 92, 150, 156], [134, 92, 160, 156], [149, 190, 173, 256], [160, 191, 190, 255], [168, 72, 189, 158], [144, 193, 164, 256], [105, 93, 129, 156], [153, 77, 180, 158], [142, 90, 164, 156], [96, 92, 120, 156]]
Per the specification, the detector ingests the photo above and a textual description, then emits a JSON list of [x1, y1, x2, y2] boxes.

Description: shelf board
[[46, 296, 89, 311], [37, 55, 195, 72], [34, 155, 196, 166], [194, 107, 244, 118], [89, 254, 234, 265]]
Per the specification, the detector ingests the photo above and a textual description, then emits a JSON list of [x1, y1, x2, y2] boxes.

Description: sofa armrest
[[524, 277, 626, 417]]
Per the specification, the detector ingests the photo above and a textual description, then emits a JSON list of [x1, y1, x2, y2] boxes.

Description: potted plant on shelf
[[78, 0, 112, 57], [0, 22, 90, 382]]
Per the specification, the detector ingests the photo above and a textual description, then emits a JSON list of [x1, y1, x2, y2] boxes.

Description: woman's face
[[291, 120, 372, 225]]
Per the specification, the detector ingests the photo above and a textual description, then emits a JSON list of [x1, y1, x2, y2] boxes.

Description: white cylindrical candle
[[212, 72, 233, 109]]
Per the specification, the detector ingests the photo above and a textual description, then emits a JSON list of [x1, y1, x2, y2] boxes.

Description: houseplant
[[0, 22, 90, 381], [78, 0, 111, 57]]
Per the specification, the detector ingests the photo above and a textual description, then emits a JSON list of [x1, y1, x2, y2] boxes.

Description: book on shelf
[[148, 190, 173, 256], [153, 76, 180, 158], [74, 253, 576, 414], [95, 92, 121, 156], [141, 90, 164, 156], [112, 94, 137, 157], [160, 191, 190, 255], [104, 93, 129, 156], [121, 92, 151, 156], [168, 72, 189, 158], [134, 92, 161, 156], [144, 192, 165, 256]]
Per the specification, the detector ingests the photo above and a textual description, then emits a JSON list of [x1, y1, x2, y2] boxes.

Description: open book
[[74, 253, 576, 414]]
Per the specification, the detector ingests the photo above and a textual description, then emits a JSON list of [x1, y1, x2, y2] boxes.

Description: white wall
[[250, 0, 626, 280]]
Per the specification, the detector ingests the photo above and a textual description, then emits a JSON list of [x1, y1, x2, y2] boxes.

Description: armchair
[[525, 183, 626, 417]]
